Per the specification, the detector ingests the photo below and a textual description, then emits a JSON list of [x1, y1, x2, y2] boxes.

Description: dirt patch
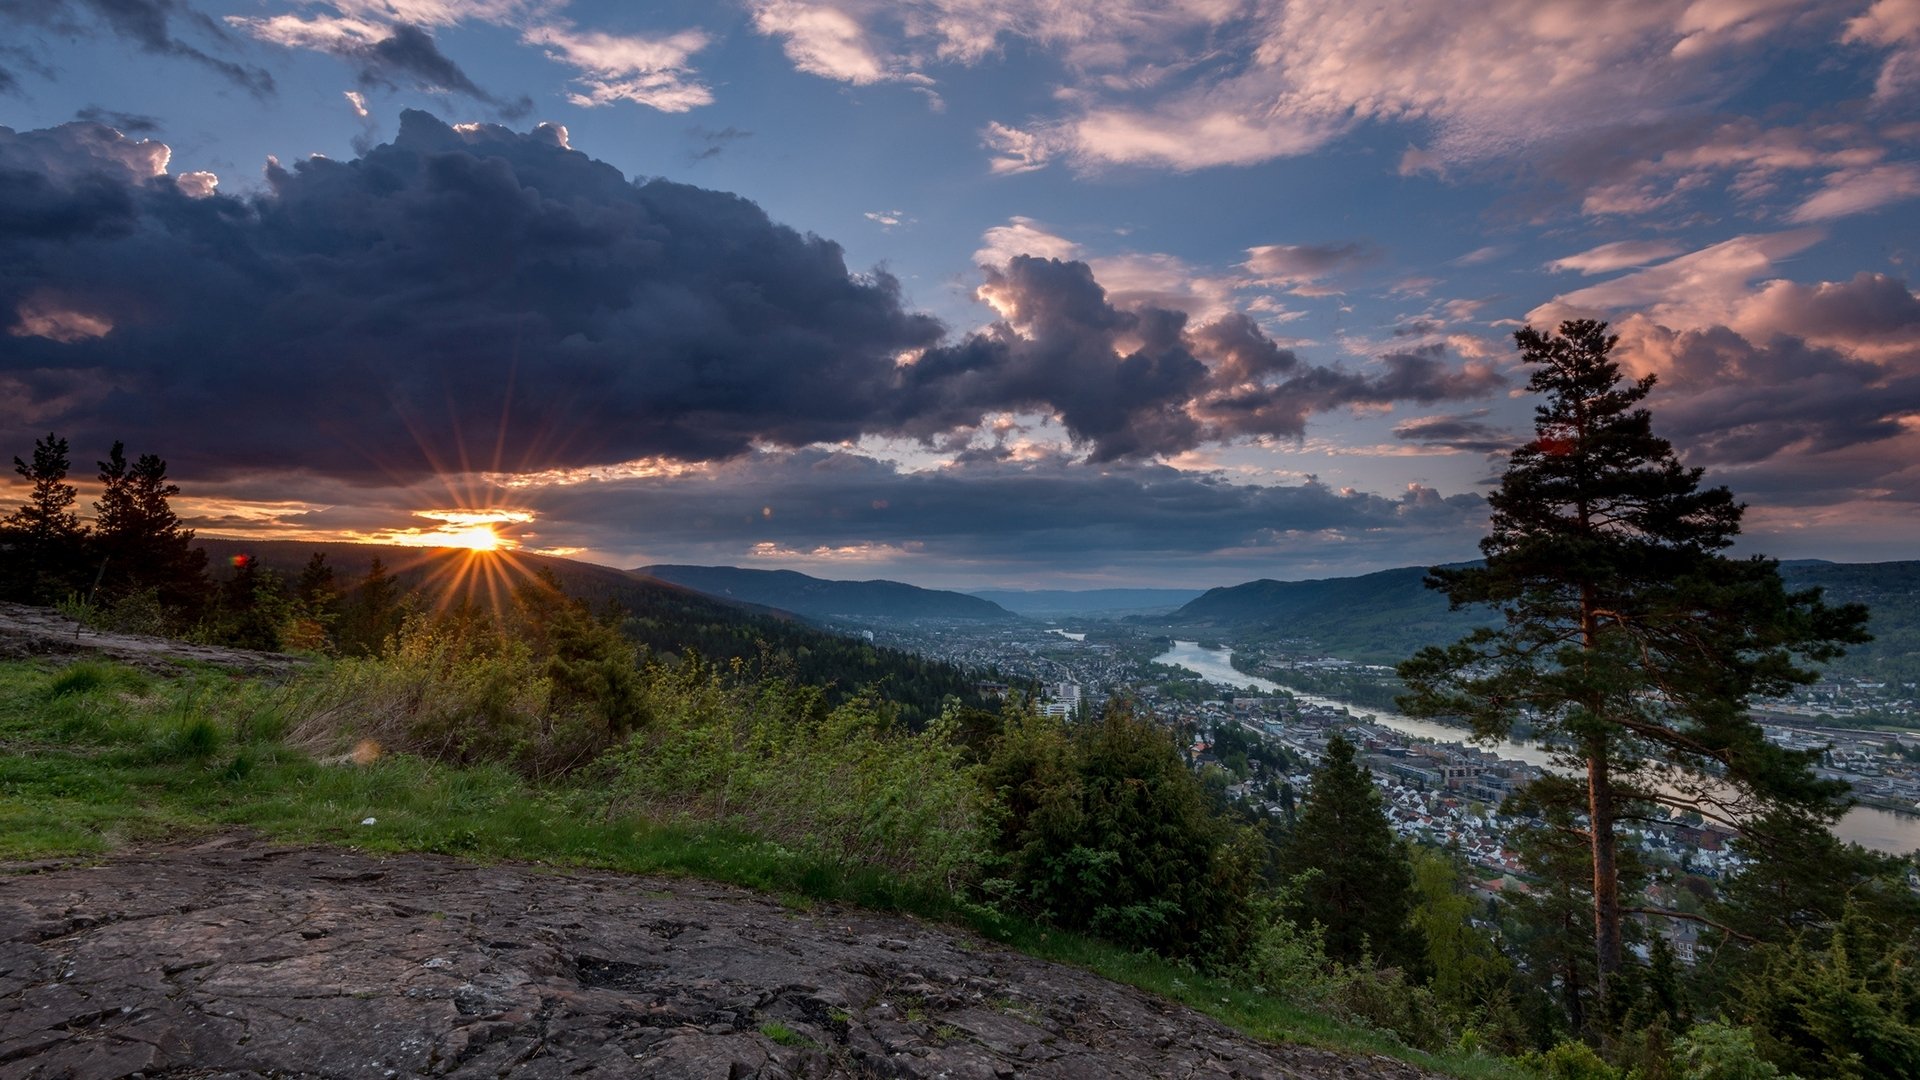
[[0, 838, 1442, 1078]]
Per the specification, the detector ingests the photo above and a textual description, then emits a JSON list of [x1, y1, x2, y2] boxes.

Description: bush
[[1518, 1040, 1622, 1080], [981, 699, 1260, 960], [1673, 1023, 1788, 1080], [285, 613, 611, 778]]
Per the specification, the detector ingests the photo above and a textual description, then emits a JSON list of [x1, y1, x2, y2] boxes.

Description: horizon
[[4, 1, 1917, 586], [180, 533, 1899, 596]]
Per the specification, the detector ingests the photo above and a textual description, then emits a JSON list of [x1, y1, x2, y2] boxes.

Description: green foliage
[[286, 611, 610, 778], [607, 657, 987, 890], [1518, 1040, 1621, 1080], [1725, 906, 1920, 1080], [1411, 848, 1515, 1024], [1672, 1024, 1788, 1080], [980, 698, 1260, 959], [758, 1021, 816, 1048], [1279, 733, 1421, 971]]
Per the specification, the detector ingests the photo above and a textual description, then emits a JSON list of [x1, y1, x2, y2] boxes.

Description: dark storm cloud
[[0, 111, 1509, 481], [1392, 410, 1518, 454], [895, 263, 1507, 461], [0, 0, 273, 95], [0, 111, 947, 480], [512, 450, 1490, 574], [1638, 325, 1920, 466]]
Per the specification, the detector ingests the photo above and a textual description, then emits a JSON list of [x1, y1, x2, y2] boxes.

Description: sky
[[1, 0, 1917, 589]]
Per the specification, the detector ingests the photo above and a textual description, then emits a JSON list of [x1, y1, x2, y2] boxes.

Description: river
[[1154, 640, 1920, 856]]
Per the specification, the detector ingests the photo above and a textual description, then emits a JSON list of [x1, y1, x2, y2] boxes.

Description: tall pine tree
[[1398, 320, 1869, 1001]]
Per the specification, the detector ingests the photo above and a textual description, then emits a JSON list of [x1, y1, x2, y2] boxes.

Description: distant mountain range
[[970, 588, 1205, 617], [1149, 559, 1920, 680], [633, 564, 1017, 622]]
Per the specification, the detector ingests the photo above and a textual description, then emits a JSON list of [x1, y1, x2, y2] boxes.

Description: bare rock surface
[[0, 838, 1443, 1079], [0, 603, 303, 676]]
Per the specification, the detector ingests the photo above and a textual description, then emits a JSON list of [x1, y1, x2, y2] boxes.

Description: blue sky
[[2, 0, 1918, 587]]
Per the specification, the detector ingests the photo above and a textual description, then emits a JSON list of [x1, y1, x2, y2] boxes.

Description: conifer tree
[[1280, 732, 1420, 968], [1398, 320, 1870, 1001], [1, 432, 88, 602], [93, 441, 208, 610]]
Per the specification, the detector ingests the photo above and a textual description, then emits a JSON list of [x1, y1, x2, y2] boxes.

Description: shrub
[[981, 699, 1261, 960], [608, 667, 988, 891]]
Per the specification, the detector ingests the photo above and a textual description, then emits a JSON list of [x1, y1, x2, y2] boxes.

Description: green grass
[[0, 657, 1528, 1079]]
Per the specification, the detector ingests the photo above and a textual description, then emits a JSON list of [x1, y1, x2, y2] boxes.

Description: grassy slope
[[0, 656, 1521, 1080]]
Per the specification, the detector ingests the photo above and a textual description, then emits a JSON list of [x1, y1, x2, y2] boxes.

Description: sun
[[437, 523, 504, 551]]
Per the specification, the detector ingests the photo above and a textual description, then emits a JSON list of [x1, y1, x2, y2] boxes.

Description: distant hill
[[1151, 566, 1483, 662], [635, 565, 1017, 621], [971, 588, 1205, 617], [1151, 559, 1920, 678], [196, 540, 989, 723]]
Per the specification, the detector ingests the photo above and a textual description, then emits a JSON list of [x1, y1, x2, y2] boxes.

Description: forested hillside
[[636, 564, 1016, 621], [202, 541, 992, 725], [1157, 560, 1920, 678]]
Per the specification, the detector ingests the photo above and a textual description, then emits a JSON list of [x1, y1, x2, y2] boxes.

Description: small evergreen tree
[[1, 432, 89, 603], [1279, 732, 1421, 969]]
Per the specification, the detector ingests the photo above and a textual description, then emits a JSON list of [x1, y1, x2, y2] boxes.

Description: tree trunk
[[1587, 749, 1622, 1000]]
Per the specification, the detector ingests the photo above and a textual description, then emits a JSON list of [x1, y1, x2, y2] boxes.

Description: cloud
[[523, 25, 712, 111], [745, 0, 1904, 178], [688, 126, 750, 161], [0, 112, 1511, 489], [72, 107, 162, 134], [1614, 320, 1920, 467], [1529, 230, 1827, 329], [2, 0, 274, 95], [1523, 229, 1920, 504], [1845, 0, 1920, 100], [1546, 240, 1690, 275], [897, 257, 1505, 460], [1392, 410, 1517, 454], [750, 0, 896, 85], [0, 112, 942, 480], [1243, 242, 1379, 295], [502, 448, 1492, 582], [230, 15, 529, 115], [1789, 162, 1920, 222]]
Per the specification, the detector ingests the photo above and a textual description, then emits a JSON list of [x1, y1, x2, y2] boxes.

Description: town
[[832, 609, 1920, 957]]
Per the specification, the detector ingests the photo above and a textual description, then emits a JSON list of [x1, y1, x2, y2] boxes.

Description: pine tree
[[92, 441, 208, 611], [1, 432, 89, 603], [1398, 320, 1870, 1001], [1280, 732, 1420, 969]]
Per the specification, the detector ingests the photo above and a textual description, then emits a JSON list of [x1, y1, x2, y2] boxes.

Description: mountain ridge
[[635, 564, 1017, 621]]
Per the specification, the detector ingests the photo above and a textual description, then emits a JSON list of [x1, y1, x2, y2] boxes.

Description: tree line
[[1, 433, 412, 655]]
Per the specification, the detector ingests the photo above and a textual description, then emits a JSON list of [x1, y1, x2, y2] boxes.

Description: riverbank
[[1155, 639, 1920, 856]]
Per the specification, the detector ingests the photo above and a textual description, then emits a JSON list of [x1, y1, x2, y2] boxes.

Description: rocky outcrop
[[0, 603, 303, 677], [0, 838, 1442, 1079]]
